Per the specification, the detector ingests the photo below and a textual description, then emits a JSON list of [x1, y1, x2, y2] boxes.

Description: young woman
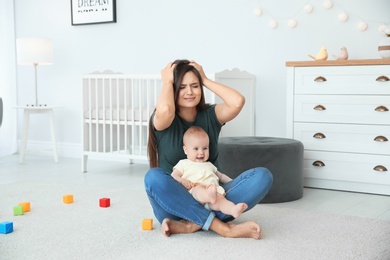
[[144, 60, 273, 239]]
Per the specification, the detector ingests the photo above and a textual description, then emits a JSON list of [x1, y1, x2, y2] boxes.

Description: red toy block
[[63, 194, 74, 204], [0, 222, 13, 234], [142, 219, 153, 230], [19, 202, 31, 212], [99, 198, 110, 207]]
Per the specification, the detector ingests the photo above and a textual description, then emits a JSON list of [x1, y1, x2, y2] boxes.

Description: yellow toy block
[[19, 202, 31, 212], [142, 218, 153, 230], [63, 194, 74, 204]]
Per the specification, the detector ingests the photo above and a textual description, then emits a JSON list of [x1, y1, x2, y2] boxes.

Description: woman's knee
[[144, 168, 166, 190], [252, 167, 273, 189]]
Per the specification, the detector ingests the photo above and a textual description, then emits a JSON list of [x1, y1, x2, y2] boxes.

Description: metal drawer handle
[[374, 135, 388, 142], [373, 165, 388, 172], [376, 75, 390, 82], [375, 105, 389, 112], [314, 105, 326, 111], [313, 133, 326, 139], [312, 160, 325, 167], [314, 76, 327, 82]]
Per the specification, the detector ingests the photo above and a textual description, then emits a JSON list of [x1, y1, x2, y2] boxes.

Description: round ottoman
[[218, 136, 304, 203]]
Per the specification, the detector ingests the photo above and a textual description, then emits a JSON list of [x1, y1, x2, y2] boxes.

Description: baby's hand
[[181, 180, 194, 190]]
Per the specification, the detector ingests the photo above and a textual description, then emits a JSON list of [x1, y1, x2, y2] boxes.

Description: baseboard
[[16, 140, 148, 165], [17, 140, 82, 159]]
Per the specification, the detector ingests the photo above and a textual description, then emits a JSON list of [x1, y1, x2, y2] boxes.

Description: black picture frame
[[71, 0, 116, 26]]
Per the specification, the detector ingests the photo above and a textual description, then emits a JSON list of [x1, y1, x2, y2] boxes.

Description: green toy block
[[0, 222, 13, 234], [13, 205, 24, 216]]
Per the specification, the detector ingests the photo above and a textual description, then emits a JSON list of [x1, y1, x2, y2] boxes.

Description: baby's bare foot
[[232, 203, 248, 219]]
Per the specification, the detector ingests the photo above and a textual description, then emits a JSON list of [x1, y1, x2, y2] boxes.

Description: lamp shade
[[16, 38, 53, 66]]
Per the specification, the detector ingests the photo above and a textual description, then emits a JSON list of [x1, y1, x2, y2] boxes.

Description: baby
[[171, 126, 247, 218]]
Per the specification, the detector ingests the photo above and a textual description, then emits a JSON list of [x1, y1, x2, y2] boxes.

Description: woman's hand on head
[[189, 60, 208, 82], [161, 62, 176, 85]]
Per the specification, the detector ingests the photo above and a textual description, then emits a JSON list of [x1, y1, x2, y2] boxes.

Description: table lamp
[[16, 38, 53, 106]]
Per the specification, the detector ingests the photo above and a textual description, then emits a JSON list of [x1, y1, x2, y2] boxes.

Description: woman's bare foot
[[231, 203, 248, 219], [161, 218, 201, 237], [225, 221, 262, 239]]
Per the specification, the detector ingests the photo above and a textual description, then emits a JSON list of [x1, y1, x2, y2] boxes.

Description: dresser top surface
[[286, 59, 390, 67]]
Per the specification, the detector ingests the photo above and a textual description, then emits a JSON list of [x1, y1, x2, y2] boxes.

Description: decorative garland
[[253, 0, 389, 35]]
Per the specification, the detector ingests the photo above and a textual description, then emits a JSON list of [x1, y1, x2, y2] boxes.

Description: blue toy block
[[0, 222, 14, 234]]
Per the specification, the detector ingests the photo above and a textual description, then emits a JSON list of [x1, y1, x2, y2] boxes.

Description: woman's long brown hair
[[147, 59, 209, 168]]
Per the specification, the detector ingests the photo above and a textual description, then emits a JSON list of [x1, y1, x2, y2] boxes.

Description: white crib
[[82, 71, 161, 172], [81, 68, 255, 172]]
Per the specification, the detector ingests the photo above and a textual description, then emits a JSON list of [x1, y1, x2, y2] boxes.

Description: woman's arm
[[154, 62, 176, 131], [190, 61, 245, 125]]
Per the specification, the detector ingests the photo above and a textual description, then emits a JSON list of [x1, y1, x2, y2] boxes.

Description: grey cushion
[[218, 136, 304, 203]]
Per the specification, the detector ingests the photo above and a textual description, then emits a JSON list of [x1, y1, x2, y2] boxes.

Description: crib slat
[[95, 80, 100, 153], [102, 78, 106, 153], [114, 79, 121, 152], [123, 78, 128, 156], [87, 78, 92, 153], [131, 78, 135, 156], [108, 79, 111, 153]]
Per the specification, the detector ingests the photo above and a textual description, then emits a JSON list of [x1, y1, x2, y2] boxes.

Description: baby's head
[[183, 126, 209, 163]]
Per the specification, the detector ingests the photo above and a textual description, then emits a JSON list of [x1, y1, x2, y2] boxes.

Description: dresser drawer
[[294, 66, 390, 95], [294, 95, 390, 125], [294, 123, 390, 155], [303, 151, 390, 186]]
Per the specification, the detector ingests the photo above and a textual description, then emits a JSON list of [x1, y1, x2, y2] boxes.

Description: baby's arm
[[215, 170, 232, 184], [171, 169, 194, 190]]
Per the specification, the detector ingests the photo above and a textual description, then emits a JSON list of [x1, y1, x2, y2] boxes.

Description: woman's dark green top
[[153, 105, 222, 173]]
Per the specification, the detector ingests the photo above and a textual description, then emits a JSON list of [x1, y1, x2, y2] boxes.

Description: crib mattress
[[84, 107, 153, 122]]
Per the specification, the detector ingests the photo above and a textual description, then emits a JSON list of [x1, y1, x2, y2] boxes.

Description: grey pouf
[[218, 136, 304, 203]]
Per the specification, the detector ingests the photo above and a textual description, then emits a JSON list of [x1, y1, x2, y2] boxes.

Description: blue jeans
[[144, 167, 273, 230]]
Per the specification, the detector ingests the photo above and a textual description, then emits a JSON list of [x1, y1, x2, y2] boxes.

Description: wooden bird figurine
[[332, 46, 348, 60], [308, 47, 328, 61]]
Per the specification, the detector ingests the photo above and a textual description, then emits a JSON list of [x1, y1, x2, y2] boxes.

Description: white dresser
[[286, 59, 390, 195]]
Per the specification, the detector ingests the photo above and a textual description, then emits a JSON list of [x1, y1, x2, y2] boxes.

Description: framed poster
[[71, 0, 116, 25]]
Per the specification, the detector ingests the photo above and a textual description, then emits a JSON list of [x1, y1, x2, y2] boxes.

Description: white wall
[[11, 0, 390, 158]]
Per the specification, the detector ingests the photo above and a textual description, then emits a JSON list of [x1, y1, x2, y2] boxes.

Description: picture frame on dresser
[[286, 59, 390, 196], [71, 0, 117, 26]]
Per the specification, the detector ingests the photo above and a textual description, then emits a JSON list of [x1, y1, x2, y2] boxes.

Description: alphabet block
[[0, 222, 13, 234], [19, 202, 31, 212], [13, 205, 23, 216], [63, 194, 74, 204], [142, 219, 153, 230], [99, 198, 110, 207]]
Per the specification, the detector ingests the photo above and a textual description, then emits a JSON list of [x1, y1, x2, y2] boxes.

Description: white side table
[[14, 106, 61, 164]]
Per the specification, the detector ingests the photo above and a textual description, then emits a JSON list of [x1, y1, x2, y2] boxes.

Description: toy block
[[142, 218, 153, 230], [99, 198, 110, 208], [13, 205, 24, 216], [63, 194, 74, 204], [0, 222, 13, 234], [19, 202, 31, 212]]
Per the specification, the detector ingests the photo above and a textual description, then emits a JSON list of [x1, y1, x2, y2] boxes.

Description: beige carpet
[[1, 181, 390, 260]]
